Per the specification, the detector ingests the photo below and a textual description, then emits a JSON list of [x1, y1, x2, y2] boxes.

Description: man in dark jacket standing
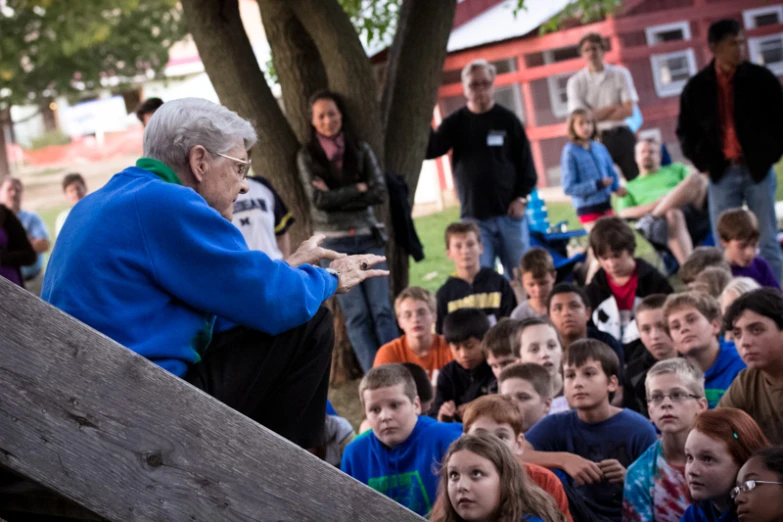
[[426, 59, 538, 279], [677, 19, 783, 284]]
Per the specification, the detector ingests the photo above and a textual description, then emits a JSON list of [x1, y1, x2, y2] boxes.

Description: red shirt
[[607, 269, 639, 311], [715, 62, 743, 160]]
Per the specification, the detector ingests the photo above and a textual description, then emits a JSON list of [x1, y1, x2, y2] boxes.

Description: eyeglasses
[[468, 80, 493, 90], [209, 150, 251, 180], [647, 391, 701, 405], [730, 480, 783, 500]]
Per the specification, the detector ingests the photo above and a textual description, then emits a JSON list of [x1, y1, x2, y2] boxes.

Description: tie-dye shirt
[[622, 440, 690, 522]]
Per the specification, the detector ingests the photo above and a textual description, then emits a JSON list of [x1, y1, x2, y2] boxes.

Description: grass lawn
[[408, 201, 654, 292]]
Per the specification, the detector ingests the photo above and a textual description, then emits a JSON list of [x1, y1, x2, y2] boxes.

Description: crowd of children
[[334, 204, 783, 522]]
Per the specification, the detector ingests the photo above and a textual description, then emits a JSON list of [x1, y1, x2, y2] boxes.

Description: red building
[[433, 0, 783, 188]]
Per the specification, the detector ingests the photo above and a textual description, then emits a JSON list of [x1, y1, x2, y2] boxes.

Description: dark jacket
[[385, 171, 424, 262], [431, 360, 495, 421], [297, 140, 386, 233], [622, 348, 658, 417], [586, 258, 673, 349], [677, 60, 783, 183], [0, 204, 36, 287]]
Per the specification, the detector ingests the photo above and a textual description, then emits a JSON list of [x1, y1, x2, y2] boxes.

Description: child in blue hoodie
[[561, 109, 626, 229], [663, 292, 746, 408], [341, 363, 462, 516]]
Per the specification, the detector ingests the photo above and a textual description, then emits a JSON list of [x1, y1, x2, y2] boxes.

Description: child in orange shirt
[[374, 286, 453, 383]]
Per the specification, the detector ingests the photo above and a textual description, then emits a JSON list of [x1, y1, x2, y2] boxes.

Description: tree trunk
[[381, 0, 457, 295], [0, 109, 10, 178], [257, 0, 328, 146], [180, 0, 312, 242]]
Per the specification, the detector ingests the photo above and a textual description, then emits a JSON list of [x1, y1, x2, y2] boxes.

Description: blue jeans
[[708, 165, 783, 283], [320, 234, 398, 373], [475, 215, 530, 278]]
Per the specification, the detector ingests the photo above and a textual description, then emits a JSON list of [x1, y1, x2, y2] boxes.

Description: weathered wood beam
[[0, 277, 424, 521]]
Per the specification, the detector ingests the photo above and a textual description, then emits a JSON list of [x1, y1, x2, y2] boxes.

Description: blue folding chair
[[527, 189, 587, 283]]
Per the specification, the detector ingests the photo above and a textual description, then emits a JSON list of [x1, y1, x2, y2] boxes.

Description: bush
[[28, 130, 71, 150]]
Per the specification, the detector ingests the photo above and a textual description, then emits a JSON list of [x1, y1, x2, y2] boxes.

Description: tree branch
[[257, 0, 328, 145]]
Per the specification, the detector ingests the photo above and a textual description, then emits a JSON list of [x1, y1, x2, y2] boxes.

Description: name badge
[[487, 130, 505, 147]]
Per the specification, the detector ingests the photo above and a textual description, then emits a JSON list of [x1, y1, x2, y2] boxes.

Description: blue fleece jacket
[[680, 502, 737, 522], [42, 162, 338, 377], [560, 141, 619, 213], [704, 341, 746, 408], [340, 416, 462, 516]]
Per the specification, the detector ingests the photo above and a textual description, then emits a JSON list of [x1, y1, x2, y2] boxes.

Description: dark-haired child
[[432, 308, 494, 422], [586, 217, 672, 357], [523, 339, 657, 522], [436, 222, 517, 333]]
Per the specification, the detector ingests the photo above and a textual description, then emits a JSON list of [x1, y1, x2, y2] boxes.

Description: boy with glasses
[[623, 359, 708, 522]]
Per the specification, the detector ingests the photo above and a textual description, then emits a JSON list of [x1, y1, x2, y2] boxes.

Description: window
[[546, 73, 573, 118], [495, 83, 525, 123], [542, 46, 579, 118], [749, 34, 783, 75], [650, 49, 697, 97], [743, 6, 783, 29], [645, 21, 691, 46]]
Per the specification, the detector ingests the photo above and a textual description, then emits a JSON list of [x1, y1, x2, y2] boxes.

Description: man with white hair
[[0, 177, 50, 295], [616, 139, 710, 266], [42, 98, 387, 450], [426, 59, 538, 278]]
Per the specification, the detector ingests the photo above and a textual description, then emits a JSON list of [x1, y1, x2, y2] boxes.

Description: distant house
[[424, 0, 783, 190]]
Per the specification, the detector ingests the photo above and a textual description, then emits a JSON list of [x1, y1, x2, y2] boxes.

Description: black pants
[[600, 126, 639, 181], [184, 307, 334, 449]]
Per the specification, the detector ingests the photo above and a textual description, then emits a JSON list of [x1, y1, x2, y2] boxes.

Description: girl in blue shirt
[[432, 432, 562, 522], [561, 109, 626, 230]]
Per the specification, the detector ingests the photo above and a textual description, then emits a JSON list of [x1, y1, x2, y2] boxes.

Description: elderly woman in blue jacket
[[42, 98, 388, 452]]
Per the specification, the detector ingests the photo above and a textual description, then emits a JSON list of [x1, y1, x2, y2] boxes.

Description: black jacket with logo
[[435, 267, 517, 334]]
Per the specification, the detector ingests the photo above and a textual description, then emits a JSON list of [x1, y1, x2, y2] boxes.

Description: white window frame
[[743, 5, 783, 29], [542, 48, 578, 118], [650, 49, 697, 98], [645, 21, 691, 46], [546, 72, 573, 118], [748, 33, 783, 75]]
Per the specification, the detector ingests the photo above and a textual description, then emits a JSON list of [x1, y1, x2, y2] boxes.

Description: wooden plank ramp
[[0, 277, 425, 521]]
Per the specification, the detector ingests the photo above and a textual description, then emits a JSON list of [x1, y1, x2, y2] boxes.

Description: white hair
[[461, 59, 496, 85], [720, 277, 761, 301], [143, 98, 257, 175], [645, 358, 705, 399]]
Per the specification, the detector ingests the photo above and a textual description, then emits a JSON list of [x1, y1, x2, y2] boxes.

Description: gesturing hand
[[329, 254, 389, 294], [561, 454, 604, 485], [286, 234, 345, 268], [599, 459, 627, 483]]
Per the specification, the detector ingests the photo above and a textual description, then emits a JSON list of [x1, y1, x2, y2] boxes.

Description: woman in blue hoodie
[[432, 433, 562, 522], [681, 409, 769, 522]]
